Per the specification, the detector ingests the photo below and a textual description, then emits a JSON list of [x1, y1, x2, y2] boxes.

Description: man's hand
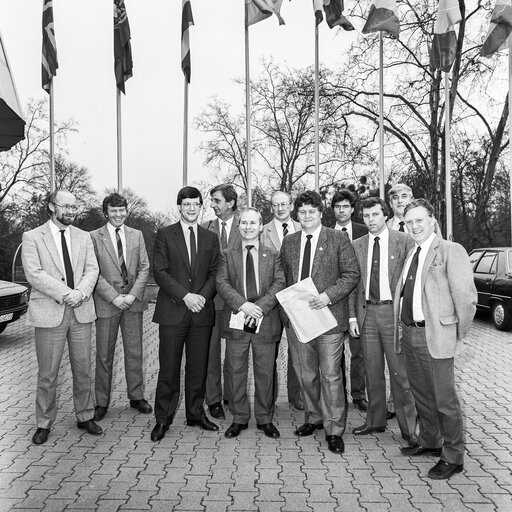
[[349, 320, 360, 338], [112, 295, 129, 310], [63, 290, 84, 308], [123, 294, 136, 308], [240, 302, 263, 319], [183, 293, 206, 313], [309, 292, 330, 310]]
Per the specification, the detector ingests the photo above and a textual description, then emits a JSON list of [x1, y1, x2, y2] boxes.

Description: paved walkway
[[0, 307, 511, 511]]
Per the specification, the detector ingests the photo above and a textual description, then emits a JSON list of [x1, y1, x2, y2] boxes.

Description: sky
[[1, 0, 360, 213]]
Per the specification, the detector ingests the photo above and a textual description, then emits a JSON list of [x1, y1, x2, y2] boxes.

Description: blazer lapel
[[194, 226, 207, 277], [258, 245, 270, 293], [311, 227, 327, 278], [267, 222, 280, 252], [172, 223, 191, 273], [358, 235, 369, 292], [42, 221, 65, 274], [388, 230, 399, 285], [69, 226, 81, 270], [124, 226, 134, 270], [290, 232, 301, 283], [420, 237, 439, 291]]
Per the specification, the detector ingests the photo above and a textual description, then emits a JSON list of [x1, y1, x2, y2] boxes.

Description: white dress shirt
[[389, 216, 406, 232], [298, 224, 322, 282], [220, 215, 235, 241], [49, 220, 72, 275], [366, 228, 393, 301], [107, 222, 126, 262], [273, 217, 295, 244], [335, 221, 353, 241], [180, 220, 198, 265]]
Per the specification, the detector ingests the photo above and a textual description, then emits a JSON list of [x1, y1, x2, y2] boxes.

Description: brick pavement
[[0, 307, 511, 511]]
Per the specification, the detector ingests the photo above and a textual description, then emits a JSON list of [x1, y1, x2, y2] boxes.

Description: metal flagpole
[[183, 77, 189, 187], [314, 23, 320, 193], [378, 32, 385, 200], [509, 41, 512, 244], [445, 72, 452, 240], [245, 21, 252, 207], [116, 88, 122, 192], [49, 79, 55, 193]]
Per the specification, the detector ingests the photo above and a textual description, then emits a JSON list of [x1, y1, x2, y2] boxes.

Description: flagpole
[[183, 77, 189, 187], [314, 22, 320, 193], [445, 72, 452, 240], [49, 79, 55, 193], [509, 41, 512, 244], [245, 21, 252, 207], [116, 88, 123, 192], [378, 32, 385, 200]]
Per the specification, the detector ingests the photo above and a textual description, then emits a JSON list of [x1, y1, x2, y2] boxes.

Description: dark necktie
[[282, 223, 288, 237], [399, 221, 405, 232], [300, 235, 313, 281], [221, 221, 228, 250], [342, 227, 347, 232], [115, 228, 128, 284], [189, 226, 196, 273], [60, 230, 74, 289], [401, 246, 421, 325], [245, 245, 258, 302], [369, 237, 380, 302]]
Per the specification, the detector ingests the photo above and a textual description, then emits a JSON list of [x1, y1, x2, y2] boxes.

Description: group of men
[[22, 182, 477, 481]]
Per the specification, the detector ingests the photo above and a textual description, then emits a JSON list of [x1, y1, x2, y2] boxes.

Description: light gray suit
[[22, 221, 99, 428], [90, 224, 150, 408]]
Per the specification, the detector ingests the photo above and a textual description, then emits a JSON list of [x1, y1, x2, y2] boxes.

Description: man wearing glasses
[[151, 187, 220, 442], [22, 190, 100, 445]]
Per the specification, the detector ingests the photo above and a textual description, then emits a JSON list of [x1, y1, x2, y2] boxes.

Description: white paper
[[276, 277, 338, 343], [229, 310, 261, 333]]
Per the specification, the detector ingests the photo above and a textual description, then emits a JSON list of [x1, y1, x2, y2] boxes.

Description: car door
[[473, 251, 498, 309]]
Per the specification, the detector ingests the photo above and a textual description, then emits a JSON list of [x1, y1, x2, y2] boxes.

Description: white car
[[0, 280, 29, 334]]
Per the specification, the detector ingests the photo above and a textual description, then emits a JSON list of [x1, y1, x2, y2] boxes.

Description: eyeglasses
[[52, 202, 79, 212], [272, 203, 291, 208], [181, 202, 202, 209]]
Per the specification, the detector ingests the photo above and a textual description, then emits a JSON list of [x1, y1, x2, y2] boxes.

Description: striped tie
[[115, 228, 128, 284]]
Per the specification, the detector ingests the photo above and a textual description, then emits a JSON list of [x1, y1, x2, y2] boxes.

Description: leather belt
[[366, 300, 393, 305], [404, 321, 425, 328]]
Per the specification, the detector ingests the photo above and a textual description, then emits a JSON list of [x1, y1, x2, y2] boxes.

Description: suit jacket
[[349, 229, 414, 328], [330, 221, 368, 241], [216, 241, 285, 342], [280, 226, 360, 334], [152, 222, 219, 326], [22, 221, 99, 328], [90, 224, 149, 317], [261, 218, 301, 252], [393, 236, 477, 359]]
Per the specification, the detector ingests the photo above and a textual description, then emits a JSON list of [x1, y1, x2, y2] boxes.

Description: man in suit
[[151, 186, 220, 442], [330, 190, 368, 412], [216, 208, 285, 439], [396, 198, 477, 480], [280, 190, 360, 454], [261, 191, 303, 410], [22, 190, 101, 445], [201, 184, 241, 420], [90, 193, 151, 422], [348, 197, 417, 443]]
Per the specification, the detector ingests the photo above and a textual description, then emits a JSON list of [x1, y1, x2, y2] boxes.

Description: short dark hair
[[209, 183, 238, 211], [360, 197, 389, 218], [294, 190, 324, 214], [102, 192, 128, 216], [404, 198, 435, 217], [177, 186, 203, 205], [331, 189, 356, 209]]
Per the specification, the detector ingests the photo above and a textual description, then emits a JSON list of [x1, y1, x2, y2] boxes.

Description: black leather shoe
[[186, 418, 219, 431], [326, 435, 345, 454], [208, 402, 225, 420], [77, 419, 102, 435], [400, 443, 442, 457], [386, 410, 396, 420], [224, 423, 248, 438], [257, 423, 280, 438], [32, 428, 50, 445], [130, 399, 152, 414], [352, 423, 385, 436], [353, 398, 368, 412], [294, 423, 324, 437], [151, 423, 169, 442], [94, 406, 108, 421], [428, 460, 463, 480]]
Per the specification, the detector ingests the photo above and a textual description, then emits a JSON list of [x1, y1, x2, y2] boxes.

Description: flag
[[181, 0, 194, 83], [42, 0, 58, 92], [430, 0, 462, 71], [480, 0, 512, 58], [114, 0, 133, 94], [245, 0, 285, 27], [323, 0, 354, 31], [362, 0, 399, 38], [314, 0, 327, 25]]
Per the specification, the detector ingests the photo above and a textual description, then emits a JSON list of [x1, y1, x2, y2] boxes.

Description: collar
[[49, 220, 69, 236], [416, 232, 436, 251], [301, 224, 322, 239], [242, 240, 260, 251], [180, 219, 198, 233], [107, 222, 125, 237], [369, 226, 389, 244]]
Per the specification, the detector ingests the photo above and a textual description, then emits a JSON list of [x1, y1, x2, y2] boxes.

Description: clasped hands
[[63, 289, 85, 308], [183, 293, 206, 313], [240, 302, 263, 327], [112, 294, 136, 311]]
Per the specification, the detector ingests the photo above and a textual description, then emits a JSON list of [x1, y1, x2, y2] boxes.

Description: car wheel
[[491, 302, 512, 331], [0, 324, 6, 335]]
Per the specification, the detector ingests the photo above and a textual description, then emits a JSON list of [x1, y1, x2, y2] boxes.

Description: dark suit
[[349, 229, 416, 439], [152, 222, 219, 424], [216, 241, 285, 424], [281, 227, 360, 436]]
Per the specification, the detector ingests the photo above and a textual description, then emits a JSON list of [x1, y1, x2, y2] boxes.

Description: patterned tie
[[245, 245, 258, 302], [220, 221, 228, 250], [369, 237, 380, 302], [300, 235, 313, 281], [399, 221, 405, 232], [282, 223, 288, 237], [189, 226, 196, 273], [60, 230, 74, 289], [115, 228, 128, 284], [401, 246, 421, 325]]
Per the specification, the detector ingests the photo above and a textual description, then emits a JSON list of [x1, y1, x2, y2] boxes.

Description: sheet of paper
[[229, 310, 261, 333]]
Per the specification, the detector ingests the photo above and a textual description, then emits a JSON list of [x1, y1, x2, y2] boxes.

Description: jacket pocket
[[440, 314, 457, 325]]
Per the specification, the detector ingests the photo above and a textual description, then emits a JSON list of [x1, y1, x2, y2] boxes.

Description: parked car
[[0, 280, 29, 334], [469, 247, 512, 331]]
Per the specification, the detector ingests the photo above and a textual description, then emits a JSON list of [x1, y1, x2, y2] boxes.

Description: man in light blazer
[[216, 208, 285, 439], [261, 191, 303, 410], [201, 184, 241, 420], [348, 197, 417, 443], [395, 198, 477, 480], [22, 190, 101, 445], [280, 191, 360, 454], [90, 193, 151, 422]]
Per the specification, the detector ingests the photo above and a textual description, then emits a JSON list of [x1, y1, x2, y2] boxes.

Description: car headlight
[[20, 291, 29, 304]]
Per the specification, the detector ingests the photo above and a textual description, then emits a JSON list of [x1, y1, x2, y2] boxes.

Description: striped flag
[[114, 0, 133, 94], [481, 0, 512, 58], [245, 0, 285, 27], [41, 0, 58, 92], [430, 0, 462, 71], [362, 0, 399, 38], [323, 0, 354, 31], [181, 0, 194, 83]]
